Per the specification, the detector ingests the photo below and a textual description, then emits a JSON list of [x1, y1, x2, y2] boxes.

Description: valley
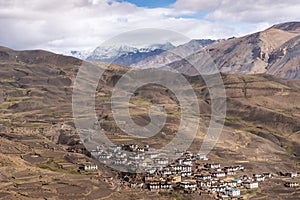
[[0, 40, 299, 199]]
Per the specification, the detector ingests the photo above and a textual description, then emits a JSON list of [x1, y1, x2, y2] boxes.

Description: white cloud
[[173, 0, 300, 23], [173, 0, 222, 11], [0, 0, 297, 53]]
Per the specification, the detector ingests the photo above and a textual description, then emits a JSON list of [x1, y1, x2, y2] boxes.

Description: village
[[85, 143, 299, 199]]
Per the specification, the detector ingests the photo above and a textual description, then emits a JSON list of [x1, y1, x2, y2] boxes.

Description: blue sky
[[118, 0, 176, 8]]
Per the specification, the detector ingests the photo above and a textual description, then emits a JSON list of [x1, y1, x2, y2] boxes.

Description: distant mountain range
[[64, 40, 215, 67], [86, 42, 175, 66], [62, 22, 300, 79], [131, 39, 216, 69]]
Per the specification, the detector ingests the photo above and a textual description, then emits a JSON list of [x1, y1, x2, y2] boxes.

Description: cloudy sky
[[0, 0, 299, 53]]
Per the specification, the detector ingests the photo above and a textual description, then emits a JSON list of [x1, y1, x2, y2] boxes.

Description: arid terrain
[[0, 43, 299, 199], [165, 22, 300, 79]]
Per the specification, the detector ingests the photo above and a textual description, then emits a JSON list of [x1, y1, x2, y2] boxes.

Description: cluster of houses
[[138, 156, 272, 199], [91, 144, 266, 198], [87, 144, 298, 198], [90, 143, 176, 172], [282, 172, 299, 188]]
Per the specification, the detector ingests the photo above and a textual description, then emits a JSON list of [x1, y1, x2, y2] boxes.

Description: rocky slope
[[168, 22, 300, 79], [0, 46, 299, 199]]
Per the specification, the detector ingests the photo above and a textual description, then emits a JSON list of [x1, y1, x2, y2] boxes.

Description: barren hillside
[[168, 22, 300, 79], [0, 47, 299, 199]]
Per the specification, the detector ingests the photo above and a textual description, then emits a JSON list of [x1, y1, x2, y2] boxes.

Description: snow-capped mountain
[[63, 50, 91, 60], [86, 42, 175, 66], [131, 39, 216, 69]]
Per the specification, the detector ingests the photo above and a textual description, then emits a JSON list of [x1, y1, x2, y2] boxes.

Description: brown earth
[[0, 46, 299, 199], [168, 21, 300, 79]]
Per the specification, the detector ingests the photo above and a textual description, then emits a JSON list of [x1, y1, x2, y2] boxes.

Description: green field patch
[[0, 97, 24, 109]]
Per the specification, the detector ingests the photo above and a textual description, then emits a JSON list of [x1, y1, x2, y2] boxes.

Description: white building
[[195, 174, 211, 181], [181, 172, 192, 177], [108, 145, 121, 153], [225, 188, 240, 197], [160, 182, 172, 190], [284, 182, 299, 188], [182, 166, 192, 172], [137, 147, 145, 152], [114, 158, 127, 165], [79, 163, 98, 171], [253, 176, 265, 182], [145, 168, 156, 174], [212, 172, 226, 178], [263, 173, 272, 178], [175, 150, 184, 156], [180, 181, 197, 189], [148, 182, 160, 190], [243, 182, 258, 189], [99, 152, 112, 159], [115, 152, 127, 159], [226, 181, 237, 187], [182, 159, 193, 166], [162, 169, 172, 176], [155, 158, 169, 165], [196, 154, 207, 160], [205, 163, 221, 169], [287, 172, 297, 178]]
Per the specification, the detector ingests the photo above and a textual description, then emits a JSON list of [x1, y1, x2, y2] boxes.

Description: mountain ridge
[[86, 42, 176, 66], [167, 22, 300, 79]]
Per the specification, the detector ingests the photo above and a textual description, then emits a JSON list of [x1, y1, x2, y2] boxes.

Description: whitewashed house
[[115, 152, 127, 159], [148, 182, 160, 190], [160, 182, 172, 190], [114, 158, 127, 165], [287, 172, 297, 178], [182, 166, 192, 172], [180, 181, 197, 190], [196, 154, 207, 160], [212, 172, 226, 178], [195, 174, 211, 181], [243, 182, 258, 189], [145, 168, 156, 174], [225, 188, 240, 197], [181, 172, 192, 177], [108, 145, 121, 153], [253, 176, 265, 182], [205, 163, 221, 169], [175, 150, 184, 156], [137, 147, 145, 152], [99, 152, 112, 160], [263, 173, 272, 178], [155, 158, 169, 165], [225, 181, 237, 187], [79, 163, 98, 171], [284, 182, 299, 188], [182, 159, 193, 166]]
